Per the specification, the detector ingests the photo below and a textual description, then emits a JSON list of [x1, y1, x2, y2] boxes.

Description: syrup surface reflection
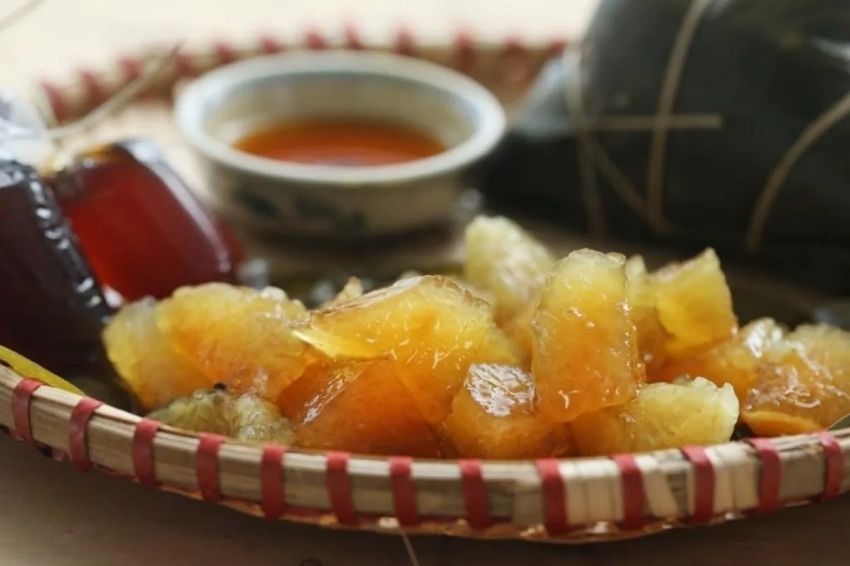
[[234, 120, 445, 167]]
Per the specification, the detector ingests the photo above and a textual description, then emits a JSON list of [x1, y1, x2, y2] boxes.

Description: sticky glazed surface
[[97, 215, 849, 460]]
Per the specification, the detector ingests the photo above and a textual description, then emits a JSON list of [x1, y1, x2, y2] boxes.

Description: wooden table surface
[[2, 1, 848, 564]]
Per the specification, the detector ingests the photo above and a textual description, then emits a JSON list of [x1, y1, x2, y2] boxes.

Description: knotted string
[[564, 0, 850, 252], [561, 0, 721, 238], [746, 91, 850, 251], [646, 0, 714, 235]]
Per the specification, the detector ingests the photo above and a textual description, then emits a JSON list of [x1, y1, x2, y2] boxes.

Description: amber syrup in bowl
[[175, 51, 505, 237], [234, 120, 445, 167]]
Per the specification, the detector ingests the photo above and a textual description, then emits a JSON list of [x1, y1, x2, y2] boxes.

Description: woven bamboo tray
[[3, 33, 848, 544]]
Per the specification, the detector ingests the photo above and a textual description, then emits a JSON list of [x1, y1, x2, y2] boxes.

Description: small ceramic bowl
[[175, 51, 505, 238]]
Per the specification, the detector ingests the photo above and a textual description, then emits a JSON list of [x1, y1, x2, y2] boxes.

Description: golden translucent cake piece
[[653, 249, 737, 355], [321, 277, 364, 308], [277, 361, 441, 457], [463, 216, 554, 322], [502, 298, 537, 366], [532, 250, 643, 422], [103, 298, 209, 410], [743, 324, 850, 436], [150, 388, 295, 443], [626, 255, 669, 374], [478, 327, 525, 367], [442, 364, 570, 459], [572, 377, 739, 456], [657, 318, 785, 400], [157, 283, 310, 400], [295, 275, 494, 422]]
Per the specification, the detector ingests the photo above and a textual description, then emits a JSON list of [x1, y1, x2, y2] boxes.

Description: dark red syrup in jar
[[52, 139, 243, 301]]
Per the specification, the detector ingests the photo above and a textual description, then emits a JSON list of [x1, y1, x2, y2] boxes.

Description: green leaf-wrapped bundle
[[480, 0, 850, 292]]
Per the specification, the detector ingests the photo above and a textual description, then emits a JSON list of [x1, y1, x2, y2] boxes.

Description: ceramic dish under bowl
[[175, 51, 505, 238]]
